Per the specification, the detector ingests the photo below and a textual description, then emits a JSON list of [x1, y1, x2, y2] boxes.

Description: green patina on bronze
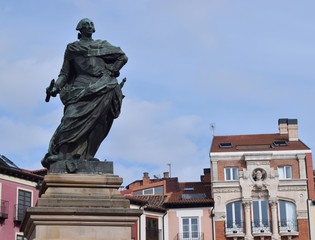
[[42, 18, 128, 173]]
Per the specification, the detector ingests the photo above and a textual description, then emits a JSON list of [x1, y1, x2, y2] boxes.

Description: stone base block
[[22, 207, 142, 240], [21, 173, 142, 240]]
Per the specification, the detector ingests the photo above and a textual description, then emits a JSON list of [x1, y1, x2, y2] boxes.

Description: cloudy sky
[[0, 1, 314, 185]]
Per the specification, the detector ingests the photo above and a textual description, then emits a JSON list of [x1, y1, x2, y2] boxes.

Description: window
[[278, 166, 292, 179], [236, 144, 273, 150], [278, 200, 297, 232], [252, 199, 270, 233], [226, 201, 243, 233], [219, 142, 233, 148], [182, 217, 199, 239], [134, 186, 164, 195], [181, 193, 206, 200], [17, 234, 27, 240], [16, 189, 31, 221], [273, 140, 288, 147], [225, 167, 238, 180]]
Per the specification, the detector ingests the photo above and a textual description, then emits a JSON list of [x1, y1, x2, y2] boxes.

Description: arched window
[[226, 201, 243, 233], [278, 200, 297, 232]]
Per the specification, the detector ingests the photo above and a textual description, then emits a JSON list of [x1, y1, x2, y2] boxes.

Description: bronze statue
[[42, 18, 128, 170]]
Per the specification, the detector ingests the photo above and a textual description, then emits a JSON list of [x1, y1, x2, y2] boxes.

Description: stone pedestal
[[20, 174, 142, 240]]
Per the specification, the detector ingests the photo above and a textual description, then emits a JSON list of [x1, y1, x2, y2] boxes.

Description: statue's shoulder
[[66, 41, 80, 51]]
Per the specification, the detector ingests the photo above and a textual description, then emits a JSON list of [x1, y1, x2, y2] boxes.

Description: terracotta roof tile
[[164, 182, 213, 208], [211, 133, 309, 153]]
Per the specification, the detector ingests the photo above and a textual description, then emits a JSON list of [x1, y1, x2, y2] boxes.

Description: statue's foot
[[88, 157, 100, 162]]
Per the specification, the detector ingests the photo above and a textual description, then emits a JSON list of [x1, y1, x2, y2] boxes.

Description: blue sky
[[0, 1, 315, 185]]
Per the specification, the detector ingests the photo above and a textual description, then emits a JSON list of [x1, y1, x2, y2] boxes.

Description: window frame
[[278, 200, 297, 232], [182, 217, 199, 239], [226, 201, 243, 233], [278, 166, 292, 179], [224, 167, 238, 181], [133, 186, 164, 195], [252, 199, 270, 233], [16, 188, 33, 221]]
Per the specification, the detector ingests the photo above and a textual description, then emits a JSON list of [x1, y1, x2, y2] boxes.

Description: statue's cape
[[65, 39, 125, 60]]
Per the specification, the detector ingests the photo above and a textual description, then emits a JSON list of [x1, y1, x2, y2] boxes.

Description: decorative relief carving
[[215, 212, 226, 220], [213, 188, 241, 193], [251, 190, 268, 199], [278, 186, 307, 191], [268, 199, 278, 207], [242, 200, 252, 207], [297, 210, 308, 219]]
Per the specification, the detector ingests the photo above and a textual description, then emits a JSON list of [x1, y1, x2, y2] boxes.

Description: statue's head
[[76, 18, 95, 39]]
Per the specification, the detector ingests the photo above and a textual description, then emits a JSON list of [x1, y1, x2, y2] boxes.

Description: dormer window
[[273, 140, 288, 147], [219, 142, 233, 148]]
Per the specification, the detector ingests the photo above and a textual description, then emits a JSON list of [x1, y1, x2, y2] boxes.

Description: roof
[[0, 165, 44, 182], [164, 182, 213, 208], [126, 195, 167, 212], [211, 133, 310, 153], [0, 155, 45, 182]]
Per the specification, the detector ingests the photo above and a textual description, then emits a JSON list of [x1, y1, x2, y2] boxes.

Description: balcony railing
[[14, 204, 28, 223], [225, 221, 244, 234], [177, 232, 204, 240], [279, 220, 298, 233], [252, 220, 271, 233], [0, 200, 9, 220]]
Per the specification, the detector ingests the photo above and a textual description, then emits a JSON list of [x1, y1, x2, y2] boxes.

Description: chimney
[[201, 168, 211, 183], [163, 172, 169, 178], [288, 119, 298, 142], [143, 172, 150, 185], [278, 118, 288, 135]]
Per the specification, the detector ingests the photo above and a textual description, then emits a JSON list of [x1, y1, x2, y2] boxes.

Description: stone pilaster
[[269, 199, 280, 240], [243, 200, 253, 240]]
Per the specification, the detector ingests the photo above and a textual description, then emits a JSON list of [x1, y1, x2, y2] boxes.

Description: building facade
[[122, 170, 214, 240], [0, 155, 44, 240], [210, 119, 314, 240]]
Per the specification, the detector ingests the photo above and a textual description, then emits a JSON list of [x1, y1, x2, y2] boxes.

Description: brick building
[[210, 119, 314, 240]]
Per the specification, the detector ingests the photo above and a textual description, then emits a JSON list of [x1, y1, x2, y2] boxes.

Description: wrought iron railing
[[225, 221, 244, 234], [177, 232, 204, 240], [252, 220, 271, 233], [279, 220, 298, 233], [14, 204, 28, 222], [0, 200, 9, 219]]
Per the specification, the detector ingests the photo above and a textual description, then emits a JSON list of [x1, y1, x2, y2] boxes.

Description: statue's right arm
[[50, 58, 70, 96]]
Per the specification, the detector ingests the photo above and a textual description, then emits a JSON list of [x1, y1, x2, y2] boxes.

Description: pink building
[[0, 155, 45, 240]]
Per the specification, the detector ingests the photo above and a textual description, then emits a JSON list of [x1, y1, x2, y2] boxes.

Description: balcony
[[177, 232, 204, 240], [225, 221, 244, 238], [252, 220, 271, 237], [279, 220, 298, 235], [0, 200, 9, 222]]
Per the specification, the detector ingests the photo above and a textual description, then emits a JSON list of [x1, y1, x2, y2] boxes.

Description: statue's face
[[256, 171, 262, 180], [80, 20, 95, 36]]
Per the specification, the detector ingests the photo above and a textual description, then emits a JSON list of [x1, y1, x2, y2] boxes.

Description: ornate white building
[[210, 119, 314, 240]]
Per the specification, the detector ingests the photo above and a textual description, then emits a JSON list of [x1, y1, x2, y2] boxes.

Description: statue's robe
[[42, 40, 127, 167]]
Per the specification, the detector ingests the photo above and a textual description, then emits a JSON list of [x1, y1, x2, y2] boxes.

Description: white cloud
[[97, 98, 210, 183]]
